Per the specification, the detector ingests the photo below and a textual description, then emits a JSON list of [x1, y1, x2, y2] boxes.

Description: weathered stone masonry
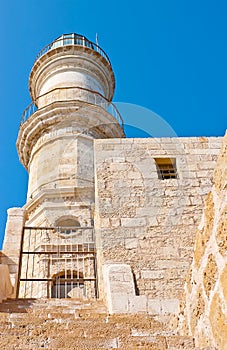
[[94, 136, 222, 314], [179, 131, 227, 350]]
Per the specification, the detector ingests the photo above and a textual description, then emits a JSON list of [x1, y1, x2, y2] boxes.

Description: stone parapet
[[103, 263, 180, 318]]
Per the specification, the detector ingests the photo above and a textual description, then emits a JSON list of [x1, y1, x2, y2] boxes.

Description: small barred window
[[155, 158, 177, 180]]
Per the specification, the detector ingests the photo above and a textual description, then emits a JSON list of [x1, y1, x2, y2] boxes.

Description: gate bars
[[17, 227, 98, 299]]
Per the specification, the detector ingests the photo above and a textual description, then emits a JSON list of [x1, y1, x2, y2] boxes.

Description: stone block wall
[[94, 136, 222, 314], [178, 131, 227, 349]]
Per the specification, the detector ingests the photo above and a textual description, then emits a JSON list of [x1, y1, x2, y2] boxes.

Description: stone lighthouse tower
[[4, 33, 124, 299]]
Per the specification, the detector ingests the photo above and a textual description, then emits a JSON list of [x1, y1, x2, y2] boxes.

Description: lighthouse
[[4, 33, 124, 299]]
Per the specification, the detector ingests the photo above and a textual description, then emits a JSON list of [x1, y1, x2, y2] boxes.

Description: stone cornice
[[25, 187, 94, 216], [17, 100, 125, 169]]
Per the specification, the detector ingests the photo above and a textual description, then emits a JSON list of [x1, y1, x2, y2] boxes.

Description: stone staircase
[[0, 298, 216, 349]]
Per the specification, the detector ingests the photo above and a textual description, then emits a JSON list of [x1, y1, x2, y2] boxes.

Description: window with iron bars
[[155, 158, 178, 180]]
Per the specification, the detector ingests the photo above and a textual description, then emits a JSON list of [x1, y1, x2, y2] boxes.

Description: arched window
[[51, 271, 85, 298]]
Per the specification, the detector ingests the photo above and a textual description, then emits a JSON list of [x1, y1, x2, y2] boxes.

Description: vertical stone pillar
[[2, 207, 26, 297]]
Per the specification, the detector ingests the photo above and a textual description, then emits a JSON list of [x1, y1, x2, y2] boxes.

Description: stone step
[[0, 335, 202, 349], [0, 298, 105, 316], [0, 298, 207, 349]]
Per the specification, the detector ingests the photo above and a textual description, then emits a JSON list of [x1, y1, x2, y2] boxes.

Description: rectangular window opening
[[155, 158, 178, 180]]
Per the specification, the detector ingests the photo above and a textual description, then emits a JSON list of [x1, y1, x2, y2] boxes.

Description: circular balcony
[[20, 86, 124, 130], [35, 33, 111, 66]]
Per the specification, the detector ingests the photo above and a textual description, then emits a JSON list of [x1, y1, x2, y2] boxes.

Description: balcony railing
[[20, 86, 124, 129], [35, 33, 111, 65]]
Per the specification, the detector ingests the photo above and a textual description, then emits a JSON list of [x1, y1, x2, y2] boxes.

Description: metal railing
[[20, 86, 124, 129], [17, 226, 98, 299], [35, 33, 111, 65]]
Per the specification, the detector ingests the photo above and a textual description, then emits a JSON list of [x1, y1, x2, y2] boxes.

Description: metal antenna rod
[[96, 33, 99, 46]]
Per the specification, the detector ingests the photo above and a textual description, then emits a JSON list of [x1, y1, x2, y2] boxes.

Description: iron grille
[[17, 227, 98, 299]]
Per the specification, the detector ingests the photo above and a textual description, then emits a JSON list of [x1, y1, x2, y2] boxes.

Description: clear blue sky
[[0, 0, 226, 247]]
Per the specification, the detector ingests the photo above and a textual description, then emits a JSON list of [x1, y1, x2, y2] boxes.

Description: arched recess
[[51, 270, 85, 298], [55, 216, 81, 235]]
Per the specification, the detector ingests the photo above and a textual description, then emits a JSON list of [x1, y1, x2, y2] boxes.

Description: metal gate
[[17, 227, 98, 299]]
